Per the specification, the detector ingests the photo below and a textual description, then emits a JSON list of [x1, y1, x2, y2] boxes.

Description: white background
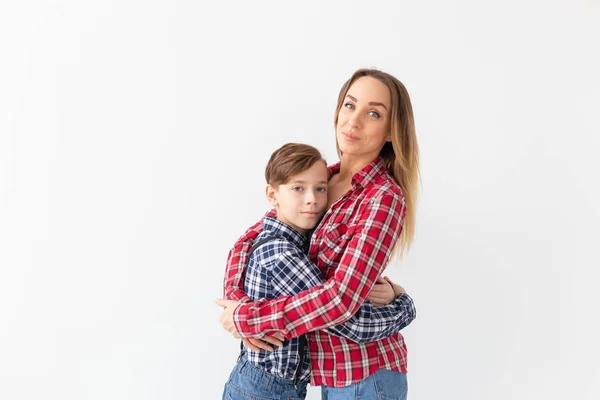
[[1, 1, 599, 399]]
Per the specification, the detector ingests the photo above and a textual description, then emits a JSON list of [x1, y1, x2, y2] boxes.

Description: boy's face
[[266, 161, 328, 236]]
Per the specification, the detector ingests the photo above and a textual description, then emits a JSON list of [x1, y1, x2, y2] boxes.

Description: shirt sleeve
[[271, 244, 414, 343], [233, 192, 406, 339], [222, 210, 275, 302], [323, 294, 416, 343]]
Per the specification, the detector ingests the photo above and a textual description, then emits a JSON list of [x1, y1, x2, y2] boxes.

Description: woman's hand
[[216, 299, 286, 351], [216, 299, 243, 338], [367, 277, 396, 306]]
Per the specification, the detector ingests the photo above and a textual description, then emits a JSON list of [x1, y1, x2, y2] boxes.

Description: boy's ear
[[265, 184, 278, 207]]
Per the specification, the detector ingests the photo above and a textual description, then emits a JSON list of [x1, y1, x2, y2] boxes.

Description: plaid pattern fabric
[[243, 217, 416, 383], [223, 158, 413, 387], [243, 217, 316, 382]]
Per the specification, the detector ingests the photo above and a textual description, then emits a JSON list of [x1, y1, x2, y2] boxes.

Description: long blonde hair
[[334, 68, 420, 256]]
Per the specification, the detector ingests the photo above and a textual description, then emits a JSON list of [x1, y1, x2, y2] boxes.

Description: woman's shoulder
[[368, 172, 405, 202]]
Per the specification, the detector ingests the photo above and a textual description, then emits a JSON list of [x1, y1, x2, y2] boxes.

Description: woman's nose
[[347, 114, 361, 129]]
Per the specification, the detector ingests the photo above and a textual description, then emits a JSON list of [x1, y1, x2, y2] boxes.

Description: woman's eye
[[368, 110, 381, 119], [344, 103, 355, 110]]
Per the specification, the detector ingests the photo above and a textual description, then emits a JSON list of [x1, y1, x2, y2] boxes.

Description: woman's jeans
[[320, 369, 408, 400], [222, 356, 308, 400]]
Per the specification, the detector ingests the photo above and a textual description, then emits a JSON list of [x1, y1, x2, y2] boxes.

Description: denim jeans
[[320, 369, 408, 400], [222, 356, 308, 400]]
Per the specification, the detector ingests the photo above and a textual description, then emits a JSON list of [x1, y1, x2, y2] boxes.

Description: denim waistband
[[235, 356, 309, 392]]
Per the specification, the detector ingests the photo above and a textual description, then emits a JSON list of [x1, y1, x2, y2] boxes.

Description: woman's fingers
[[216, 298, 244, 335], [215, 299, 240, 308]]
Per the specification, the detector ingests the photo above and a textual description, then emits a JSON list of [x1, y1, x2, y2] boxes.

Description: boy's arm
[[323, 294, 416, 343], [232, 192, 406, 338]]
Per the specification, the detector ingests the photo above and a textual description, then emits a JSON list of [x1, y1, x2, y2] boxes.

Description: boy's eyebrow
[[289, 180, 328, 185], [346, 94, 388, 111]]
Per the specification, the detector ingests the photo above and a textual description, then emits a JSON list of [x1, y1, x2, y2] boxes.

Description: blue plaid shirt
[[244, 217, 416, 383]]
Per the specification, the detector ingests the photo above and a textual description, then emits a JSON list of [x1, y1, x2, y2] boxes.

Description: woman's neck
[[337, 154, 376, 183]]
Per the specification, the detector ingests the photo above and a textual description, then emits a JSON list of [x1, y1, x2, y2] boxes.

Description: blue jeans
[[222, 356, 308, 400], [321, 369, 408, 400]]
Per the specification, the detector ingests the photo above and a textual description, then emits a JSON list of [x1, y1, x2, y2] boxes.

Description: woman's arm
[[230, 191, 405, 339], [223, 237, 257, 303], [222, 210, 275, 302], [268, 243, 415, 343], [221, 210, 287, 352]]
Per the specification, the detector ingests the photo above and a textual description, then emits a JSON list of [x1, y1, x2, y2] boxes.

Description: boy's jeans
[[223, 356, 308, 400], [321, 369, 408, 400]]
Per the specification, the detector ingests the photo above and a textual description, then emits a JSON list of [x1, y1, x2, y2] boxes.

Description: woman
[[218, 68, 420, 399]]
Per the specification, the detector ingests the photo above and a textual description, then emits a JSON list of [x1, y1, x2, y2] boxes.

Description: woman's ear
[[265, 184, 278, 207]]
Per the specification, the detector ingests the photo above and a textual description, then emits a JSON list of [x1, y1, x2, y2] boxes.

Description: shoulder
[[251, 234, 288, 255], [366, 173, 405, 208], [250, 235, 303, 263]]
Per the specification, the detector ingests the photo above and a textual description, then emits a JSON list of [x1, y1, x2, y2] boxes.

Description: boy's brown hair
[[265, 143, 326, 187]]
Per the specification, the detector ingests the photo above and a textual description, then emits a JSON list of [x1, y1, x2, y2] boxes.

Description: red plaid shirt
[[223, 157, 409, 387]]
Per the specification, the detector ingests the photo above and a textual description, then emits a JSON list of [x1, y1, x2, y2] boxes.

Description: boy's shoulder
[[252, 231, 288, 253], [252, 232, 303, 257], [249, 218, 308, 262]]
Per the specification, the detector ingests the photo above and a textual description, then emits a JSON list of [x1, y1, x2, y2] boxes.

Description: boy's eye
[[292, 186, 303, 192], [316, 187, 327, 192], [369, 110, 381, 119]]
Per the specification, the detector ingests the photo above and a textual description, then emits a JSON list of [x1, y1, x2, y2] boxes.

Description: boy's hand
[[383, 276, 407, 297], [367, 277, 396, 306], [242, 333, 285, 352]]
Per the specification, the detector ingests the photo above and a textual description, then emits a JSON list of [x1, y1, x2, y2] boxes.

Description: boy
[[222, 143, 415, 400]]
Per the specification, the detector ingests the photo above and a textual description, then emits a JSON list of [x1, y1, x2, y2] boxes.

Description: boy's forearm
[[324, 294, 416, 343]]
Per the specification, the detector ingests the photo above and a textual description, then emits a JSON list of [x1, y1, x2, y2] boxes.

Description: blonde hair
[[334, 69, 420, 256]]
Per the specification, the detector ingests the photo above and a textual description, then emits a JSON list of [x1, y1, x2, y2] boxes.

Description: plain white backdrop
[[1, 1, 599, 399]]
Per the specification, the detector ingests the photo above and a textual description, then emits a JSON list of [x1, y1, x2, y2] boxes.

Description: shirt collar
[[327, 157, 387, 189], [262, 216, 309, 251]]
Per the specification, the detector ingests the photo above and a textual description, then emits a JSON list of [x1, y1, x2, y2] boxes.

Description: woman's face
[[336, 76, 392, 162]]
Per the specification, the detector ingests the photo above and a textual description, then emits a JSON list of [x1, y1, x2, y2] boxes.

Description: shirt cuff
[[396, 293, 412, 302], [396, 293, 416, 318], [233, 302, 253, 339]]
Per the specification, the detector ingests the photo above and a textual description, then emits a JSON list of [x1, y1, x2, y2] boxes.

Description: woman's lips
[[342, 132, 360, 141]]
